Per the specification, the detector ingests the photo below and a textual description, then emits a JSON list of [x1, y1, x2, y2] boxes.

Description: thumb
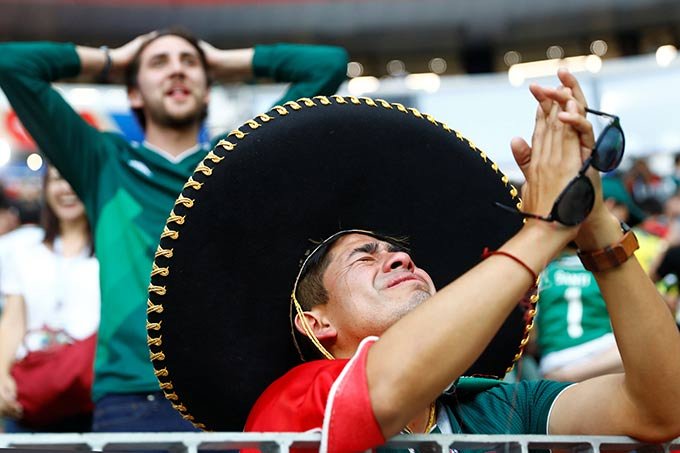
[[511, 136, 532, 180]]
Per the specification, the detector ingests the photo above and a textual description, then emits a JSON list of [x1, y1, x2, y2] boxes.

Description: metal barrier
[[0, 433, 678, 453]]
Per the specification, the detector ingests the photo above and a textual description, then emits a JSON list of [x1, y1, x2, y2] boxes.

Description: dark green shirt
[[443, 377, 571, 435], [0, 41, 347, 400]]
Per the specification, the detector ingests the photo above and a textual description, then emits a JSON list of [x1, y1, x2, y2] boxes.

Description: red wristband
[[481, 248, 538, 285]]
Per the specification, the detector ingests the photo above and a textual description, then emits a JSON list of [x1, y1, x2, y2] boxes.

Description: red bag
[[10, 333, 96, 426]]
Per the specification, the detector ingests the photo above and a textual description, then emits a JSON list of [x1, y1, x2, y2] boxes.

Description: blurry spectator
[[648, 195, 680, 319], [0, 166, 98, 432], [0, 189, 18, 236], [0, 29, 347, 431], [601, 177, 664, 273], [0, 193, 43, 298], [536, 245, 622, 382], [637, 193, 680, 242], [664, 153, 680, 195], [534, 178, 646, 382], [638, 197, 666, 237], [652, 246, 680, 319], [602, 176, 646, 225], [624, 157, 675, 206]]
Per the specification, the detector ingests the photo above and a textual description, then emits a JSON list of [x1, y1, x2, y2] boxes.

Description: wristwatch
[[577, 222, 639, 272]]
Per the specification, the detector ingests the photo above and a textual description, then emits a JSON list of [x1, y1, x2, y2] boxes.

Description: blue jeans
[[92, 392, 199, 433], [4, 412, 92, 433]]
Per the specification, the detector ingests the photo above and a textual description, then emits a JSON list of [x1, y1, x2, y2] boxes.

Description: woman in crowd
[[0, 165, 99, 432]]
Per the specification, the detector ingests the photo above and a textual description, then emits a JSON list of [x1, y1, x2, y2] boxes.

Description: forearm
[[75, 45, 110, 80], [209, 48, 254, 82], [368, 221, 573, 436], [595, 258, 680, 424], [253, 43, 348, 104], [0, 296, 26, 376], [580, 211, 680, 431], [0, 42, 105, 197]]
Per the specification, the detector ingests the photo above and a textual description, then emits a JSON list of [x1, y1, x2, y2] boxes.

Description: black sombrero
[[147, 96, 533, 431]]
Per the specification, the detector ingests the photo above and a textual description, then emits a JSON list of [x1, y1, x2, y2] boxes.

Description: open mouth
[[166, 86, 191, 99], [57, 194, 79, 207]]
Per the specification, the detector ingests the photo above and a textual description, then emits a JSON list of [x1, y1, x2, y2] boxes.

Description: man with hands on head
[[242, 71, 680, 450], [0, 29, 347, 431]]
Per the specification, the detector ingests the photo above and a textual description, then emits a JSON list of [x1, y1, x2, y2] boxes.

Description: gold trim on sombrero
[[146, 95, 527, 430]]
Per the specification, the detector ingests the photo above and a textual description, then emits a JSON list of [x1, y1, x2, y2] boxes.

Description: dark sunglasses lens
[[555, 177, 595, 226], [592, 125, 624, 172]]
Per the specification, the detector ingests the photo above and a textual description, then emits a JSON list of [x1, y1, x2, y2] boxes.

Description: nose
[[169, 57, 186, 76], [382, 251, 415, 273]]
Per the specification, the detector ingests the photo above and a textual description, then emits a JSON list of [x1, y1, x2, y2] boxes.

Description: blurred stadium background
[[1, 0, 680, 196]]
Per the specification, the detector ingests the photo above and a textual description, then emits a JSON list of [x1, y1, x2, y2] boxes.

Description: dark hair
[[125, 27, 210, 131], [296, 242, 336, 310], [41, 167, 94, 256]]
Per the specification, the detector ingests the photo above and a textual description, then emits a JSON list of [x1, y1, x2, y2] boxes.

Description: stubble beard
[[393, 288, 432, 323], [142, 87, 207, 131], [149, 103, 206, 130]]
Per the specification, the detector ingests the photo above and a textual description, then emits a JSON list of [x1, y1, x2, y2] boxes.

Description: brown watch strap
[[577, 225, 640, 272]]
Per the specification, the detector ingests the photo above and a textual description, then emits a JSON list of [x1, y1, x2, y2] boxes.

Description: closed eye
[[353, 255, 375, 264]]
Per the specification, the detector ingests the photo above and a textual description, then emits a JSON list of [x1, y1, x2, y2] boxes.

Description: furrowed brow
[[386, 243, 409, 254], [348, 242, 379, 260]]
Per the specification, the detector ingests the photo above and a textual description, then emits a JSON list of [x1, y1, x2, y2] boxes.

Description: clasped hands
[[511, 69, 618, 248]]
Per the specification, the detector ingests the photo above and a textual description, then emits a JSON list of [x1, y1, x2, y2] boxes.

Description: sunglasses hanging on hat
[[496, 108, 625, 226]]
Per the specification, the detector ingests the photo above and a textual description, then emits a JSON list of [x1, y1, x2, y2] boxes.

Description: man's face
[[129, 35, 209, 129], [319, 233, 436, 353]]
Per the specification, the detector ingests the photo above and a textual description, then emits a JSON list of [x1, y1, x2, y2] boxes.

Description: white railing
[[0, 433, 678, 452]]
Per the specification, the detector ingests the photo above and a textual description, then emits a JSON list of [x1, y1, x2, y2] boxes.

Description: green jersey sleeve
[[0, 41, 109, 203], [252, 43, 348, 105]]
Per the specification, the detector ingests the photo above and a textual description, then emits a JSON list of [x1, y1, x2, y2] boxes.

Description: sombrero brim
[[147, 96, 529, 431]]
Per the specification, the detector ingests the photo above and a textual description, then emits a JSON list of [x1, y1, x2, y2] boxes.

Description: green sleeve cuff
[[252, 44, 275, 79]]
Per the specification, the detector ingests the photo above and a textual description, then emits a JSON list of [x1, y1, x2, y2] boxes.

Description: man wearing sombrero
[[148, 70, 680, 452]]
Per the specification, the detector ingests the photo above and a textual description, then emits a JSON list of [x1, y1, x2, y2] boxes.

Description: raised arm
[[530, 71, 680, 442], [548, 202, 680, 441], [250, 43, 347, 105], [200, 40, 347, 104], [367, 99, 583, 437], [0, 41, 112, 200]]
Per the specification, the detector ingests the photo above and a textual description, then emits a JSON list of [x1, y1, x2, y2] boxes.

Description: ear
[[128, 86, 143, 109], [294, 309, 337, 341]]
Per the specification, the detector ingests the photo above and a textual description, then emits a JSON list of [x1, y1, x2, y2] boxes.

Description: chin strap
[[290, 292, 335, 360]]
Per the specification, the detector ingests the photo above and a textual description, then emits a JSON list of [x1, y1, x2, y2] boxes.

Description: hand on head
[[109, 30, 160, 73]]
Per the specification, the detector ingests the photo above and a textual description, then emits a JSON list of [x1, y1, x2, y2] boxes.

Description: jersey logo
[[127, 159, 153, 177]]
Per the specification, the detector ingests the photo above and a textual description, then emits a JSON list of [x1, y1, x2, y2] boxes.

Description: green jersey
[[537, 253, 612, 356], [0, 41, 347, 400], [441, 377, 570, 435]]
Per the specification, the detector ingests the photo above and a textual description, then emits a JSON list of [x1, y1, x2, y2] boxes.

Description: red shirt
[[244, 337, 384, 453]]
